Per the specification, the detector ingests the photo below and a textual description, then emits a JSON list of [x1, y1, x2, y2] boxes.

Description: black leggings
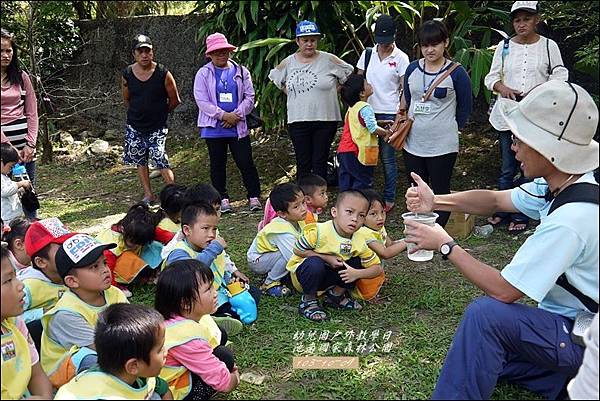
[[288, 121, 337, 180], [183, 328, 235, 400], [403, 150, 458, 227]]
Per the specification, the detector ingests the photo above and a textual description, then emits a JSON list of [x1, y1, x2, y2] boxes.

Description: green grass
[[35, 131, 541, 399]]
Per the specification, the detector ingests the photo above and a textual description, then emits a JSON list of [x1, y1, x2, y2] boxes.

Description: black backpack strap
[[364, 47, 373, 76], [547, 182, 599, 313], [556, 273, 598, 313], [548, 183, 599, 215]]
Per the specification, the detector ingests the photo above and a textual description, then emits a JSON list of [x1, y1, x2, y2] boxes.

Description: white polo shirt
[[356, 44, 410, 114]]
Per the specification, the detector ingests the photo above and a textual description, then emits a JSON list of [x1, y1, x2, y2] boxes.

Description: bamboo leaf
[[250, 1, 258, 25], [237, 38, 292, 52], [266, 42, 290, 60], [235, 1, 247, 32]]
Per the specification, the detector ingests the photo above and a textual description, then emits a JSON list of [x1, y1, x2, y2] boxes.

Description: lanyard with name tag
[[413, 102, 432, 114], [219, 92, 233, 103]]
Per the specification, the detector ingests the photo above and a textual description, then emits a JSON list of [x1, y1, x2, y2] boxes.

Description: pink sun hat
[[205, 33, 237, 54]]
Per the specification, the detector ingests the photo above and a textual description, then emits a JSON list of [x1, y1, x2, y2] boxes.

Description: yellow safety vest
[[287, 221, 381, 292], [1, 318, 31, 400], [168, 240, 227, 290], [160, 318, 217, 400], [256, 217, 303, 253], [41, 286, 128, 381], [348, 101, 379, 166], [158, 217, 180, 233], [22, 276, 66, 313], [54, 368, 157, 400], [356, 225, 388, 247]]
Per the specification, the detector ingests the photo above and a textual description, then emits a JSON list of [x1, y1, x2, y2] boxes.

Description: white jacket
[[1, 173, 23, 224]]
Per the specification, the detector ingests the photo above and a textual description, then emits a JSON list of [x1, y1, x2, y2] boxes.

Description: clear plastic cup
[[402, 212, 439, 262]]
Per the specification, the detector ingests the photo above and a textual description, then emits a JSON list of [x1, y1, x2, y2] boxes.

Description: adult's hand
[[495, 82, 522, 100], [222, 112, 241, 126], [404, 221, 453, 252], [405, 172, 435, 213], [21, 144, 36, 163]]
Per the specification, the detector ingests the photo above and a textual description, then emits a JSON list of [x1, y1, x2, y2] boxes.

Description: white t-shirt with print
[[357, 45, 410, 114]]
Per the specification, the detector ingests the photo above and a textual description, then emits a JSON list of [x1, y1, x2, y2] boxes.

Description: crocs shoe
[[221, 198, 232, 214], [261, 281, 292, 297], [213, 316, 243, 336], [249, 197, 262, 212]]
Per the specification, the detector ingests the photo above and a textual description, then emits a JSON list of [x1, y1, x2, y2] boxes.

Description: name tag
[[219, 93, 233, 103], [413, 102, 431, 114], [1, 340, 16, 361]]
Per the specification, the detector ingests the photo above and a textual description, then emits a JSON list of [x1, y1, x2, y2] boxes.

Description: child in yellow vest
[[156, 183, 188, 233], [354, 189, 407, 301], [55, 303, 172, 399], [298, 174, 329, 224], [287, 190, 383, 322], [248, 183, 306, 297], [337, 73, 392, 191], [1, 243, 53, 400], [40, 233, 129, 389], [18, 217, 74, 353], [164, 202, 259, 329], [157, 259, 239, 400]]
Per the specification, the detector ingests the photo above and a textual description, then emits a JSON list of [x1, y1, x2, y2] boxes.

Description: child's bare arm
[[26, 362, 53, 399], [368, 240, 407, 260], [339, 263, 383, 283], [161, 389, 174, 400]]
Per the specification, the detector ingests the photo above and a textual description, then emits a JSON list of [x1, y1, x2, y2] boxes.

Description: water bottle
[[474, 224, 494, 238], [11, 163, 29, 182]]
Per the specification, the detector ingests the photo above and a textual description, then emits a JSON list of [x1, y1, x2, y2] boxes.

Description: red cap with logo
[[25, 217, 75, 257]]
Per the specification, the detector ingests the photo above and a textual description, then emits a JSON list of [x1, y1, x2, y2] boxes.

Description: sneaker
[[249, 197, 262, 212], [261, 281, 292, 297], [116, 284, 133, 298], [213, 316, 243, 336], [221, 198, 232, 214]]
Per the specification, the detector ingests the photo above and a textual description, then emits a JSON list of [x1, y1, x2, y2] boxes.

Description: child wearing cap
[[17, 217, 73, 352], [1, 243, 53, 400], [40, 233, 129, 388], [1, 143, 32, 224], [55, 303, 172, 400]]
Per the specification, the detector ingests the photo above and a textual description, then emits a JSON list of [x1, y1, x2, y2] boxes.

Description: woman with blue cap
[[269, 20, 353, 181]]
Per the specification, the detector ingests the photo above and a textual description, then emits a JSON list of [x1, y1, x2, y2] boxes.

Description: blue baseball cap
[[296, 20, 321, 38]]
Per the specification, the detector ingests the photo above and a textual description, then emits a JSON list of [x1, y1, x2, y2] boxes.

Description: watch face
[[441, 244, 450, 255]]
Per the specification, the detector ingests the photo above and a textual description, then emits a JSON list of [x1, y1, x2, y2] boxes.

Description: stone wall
[[64, 14, 205, 136]]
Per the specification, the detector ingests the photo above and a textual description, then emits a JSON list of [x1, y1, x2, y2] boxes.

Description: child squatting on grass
[[286, 190, 384, 322]]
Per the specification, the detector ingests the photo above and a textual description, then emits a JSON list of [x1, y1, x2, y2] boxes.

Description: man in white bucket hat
[[404, 79, 599, 399]]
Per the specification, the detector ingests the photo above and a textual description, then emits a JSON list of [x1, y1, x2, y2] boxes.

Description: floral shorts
[[123, 125, 170, 169]]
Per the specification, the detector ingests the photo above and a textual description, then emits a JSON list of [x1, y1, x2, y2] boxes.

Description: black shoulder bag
[[235, 62, 264, 130]]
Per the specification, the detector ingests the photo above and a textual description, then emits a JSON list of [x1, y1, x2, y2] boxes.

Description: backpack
[[547, 182, 599, 313]]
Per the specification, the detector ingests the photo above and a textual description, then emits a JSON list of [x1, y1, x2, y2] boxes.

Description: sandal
[[487, 214, 508, 226], [261, 281, 292, 297], [323, 289, 362, 311], [508, 220, 528, 234], [298, 298, 327, 322]]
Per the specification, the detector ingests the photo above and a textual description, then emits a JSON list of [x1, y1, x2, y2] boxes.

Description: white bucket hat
[[498, 80, 599, 174]]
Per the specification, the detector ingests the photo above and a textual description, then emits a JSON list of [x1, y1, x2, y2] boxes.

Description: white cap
[[511, 1, 538, 15]]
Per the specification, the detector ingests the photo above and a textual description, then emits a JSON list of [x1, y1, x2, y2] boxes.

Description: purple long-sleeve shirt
[[193, 61, 255, 139]]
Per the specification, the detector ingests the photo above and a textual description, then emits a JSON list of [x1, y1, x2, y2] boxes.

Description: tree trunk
[[72, 1, 92, 20]]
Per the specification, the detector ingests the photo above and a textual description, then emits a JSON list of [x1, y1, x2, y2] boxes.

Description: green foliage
[[0, 1, 82, 83]]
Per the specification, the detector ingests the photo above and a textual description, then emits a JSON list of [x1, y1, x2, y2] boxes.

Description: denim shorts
[[123, 125, 170, 169]]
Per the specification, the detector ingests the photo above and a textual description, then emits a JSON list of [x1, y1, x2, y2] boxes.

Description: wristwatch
[[440, 240, 458, 260]]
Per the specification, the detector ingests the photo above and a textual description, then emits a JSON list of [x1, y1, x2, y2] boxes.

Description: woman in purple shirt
[[193, 33, 261, 213]]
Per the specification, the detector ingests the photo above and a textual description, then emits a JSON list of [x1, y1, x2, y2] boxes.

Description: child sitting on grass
[[55, 303, 172, 400], [157, 259, 239, 400], [287, 190, 383, 322], [337, 74, 391, 192], [19, 218, 73, 352], [164, 202, 259, 328], [1, 242, 53, 400], [162, 183, 250, 285], [353, 189, 406, 301], [156, 183, 188, 233], [6, 217, 32, 270], [97, 202, 174, 296], [40, 234, 128, 388], [248, 183, 306, 297]]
